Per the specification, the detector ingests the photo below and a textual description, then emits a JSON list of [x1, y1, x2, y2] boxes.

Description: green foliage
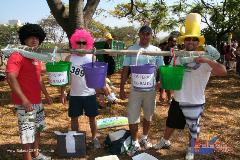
[[88, 22, 138, 48], [40, 42, 56, 49], [110, 26, 137, 47], [233, 30, 240, 41], [0, 25, 19, 48], [39, 15, 67, 43], [172, 0, 240, 47], [111, 0, 178, 35], [87, 20, 110, 39], [188, 3, 204, 15], [196, 0, 240, 46]]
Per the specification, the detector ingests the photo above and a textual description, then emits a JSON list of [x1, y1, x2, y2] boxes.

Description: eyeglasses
[[185, 37, 199, 42], [76, 41, 87, 45]]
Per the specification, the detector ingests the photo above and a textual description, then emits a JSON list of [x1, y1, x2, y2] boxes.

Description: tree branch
[[222, 0, 227, 16], [135, 5, 145, 14], [200, 0, 214, 9], [46, 0, 69, 32], [84, 0, 101, 26], [124, 0, 134, 17], [202, 14, 216, 34]]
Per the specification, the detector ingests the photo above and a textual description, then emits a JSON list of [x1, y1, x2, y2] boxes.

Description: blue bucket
[[130, 64, 156, 90], [82, 62, 108, 89]]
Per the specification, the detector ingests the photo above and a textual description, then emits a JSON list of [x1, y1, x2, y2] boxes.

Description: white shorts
[[15, 103, 46, 144], [128, 90, 156, 124]]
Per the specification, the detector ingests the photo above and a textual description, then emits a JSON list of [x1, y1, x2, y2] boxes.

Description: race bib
[[132, 73, 154, 89], [48, 71, 68, 85], [70, 65, 85, 77]]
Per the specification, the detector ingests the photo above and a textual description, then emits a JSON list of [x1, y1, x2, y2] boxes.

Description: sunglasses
[[185, 37, 199, 42], [76, 41, 87, 45]]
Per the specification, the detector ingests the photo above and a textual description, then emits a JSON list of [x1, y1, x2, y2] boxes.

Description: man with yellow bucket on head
[[154, 13, 227, 160]]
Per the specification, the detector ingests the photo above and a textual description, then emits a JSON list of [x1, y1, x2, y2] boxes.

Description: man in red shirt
[[6, 23, 52, 160]]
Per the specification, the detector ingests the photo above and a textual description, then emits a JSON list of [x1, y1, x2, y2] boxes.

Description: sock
[[107, 93, 117, 101], [162, 137, 170, 144], [141, 135, 148, 140], [110, 93, 116, 98], [132, 140, 139, 146]]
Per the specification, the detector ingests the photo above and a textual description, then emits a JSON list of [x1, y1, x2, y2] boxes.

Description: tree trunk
[[69, 0, 84, 35], [84, 0, 100, 27], [46, 0, 100, 40]]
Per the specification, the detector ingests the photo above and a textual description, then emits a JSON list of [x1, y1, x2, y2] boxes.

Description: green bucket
[[46, 61, 71, 86], [159, 65, 185, 90]]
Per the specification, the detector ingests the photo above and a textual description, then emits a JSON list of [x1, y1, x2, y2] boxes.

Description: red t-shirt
[[6, 52, 42, 104]]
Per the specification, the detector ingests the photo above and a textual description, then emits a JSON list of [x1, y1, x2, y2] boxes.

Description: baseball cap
[[104, 32, 113, 40], [139, 25, 152, 33]]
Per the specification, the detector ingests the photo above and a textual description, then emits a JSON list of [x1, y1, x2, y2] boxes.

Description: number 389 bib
[[70, 65, 85, 77]]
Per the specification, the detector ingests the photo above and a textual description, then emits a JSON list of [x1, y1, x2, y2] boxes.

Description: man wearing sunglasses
[[154, 13, 227, 160], [61, 28, 101, 149]]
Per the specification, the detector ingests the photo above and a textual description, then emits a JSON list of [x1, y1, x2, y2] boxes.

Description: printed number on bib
[[70, 65, 84, 77]]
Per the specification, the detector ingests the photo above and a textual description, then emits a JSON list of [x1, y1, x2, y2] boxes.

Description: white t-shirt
[[123, 43, 164, 67], [69, 54, 95, 96], [174, 59, 212, 104]]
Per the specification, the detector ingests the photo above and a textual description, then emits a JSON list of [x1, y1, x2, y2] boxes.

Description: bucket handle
[[135, 48, 150, 66], [58, 47, 63, 61], [51, 46, 58, 64], [91, 47, 96, 68], [171, 48, 176, 66]]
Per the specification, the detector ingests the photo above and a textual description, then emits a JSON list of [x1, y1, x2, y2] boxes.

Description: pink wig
[[70, 28, 94, 49]]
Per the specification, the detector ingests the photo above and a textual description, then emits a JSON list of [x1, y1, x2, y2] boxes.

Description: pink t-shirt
[[6, 52, 42, 104]]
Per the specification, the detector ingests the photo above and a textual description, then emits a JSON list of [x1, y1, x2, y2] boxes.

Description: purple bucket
[[82, 62, 108, 89], [130, 64, 156, 90]]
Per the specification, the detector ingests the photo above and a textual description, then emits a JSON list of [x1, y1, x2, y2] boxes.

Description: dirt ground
[[0, 70, 240, 160]]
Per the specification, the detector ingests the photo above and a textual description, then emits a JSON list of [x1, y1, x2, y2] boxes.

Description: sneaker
[[32, 153, 51, 160], [140, 138, 152, 149], [92, 138, 101, 149], [168, 99, 172, 104], [127, 143, 141, 156], [185, 147, 194, 160], [153, 137, 171, 150], [107, 93, 118, 103]]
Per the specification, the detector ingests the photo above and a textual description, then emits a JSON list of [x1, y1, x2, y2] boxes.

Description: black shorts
[[166, 99, 186, 129], [68, 95, 99, 118]]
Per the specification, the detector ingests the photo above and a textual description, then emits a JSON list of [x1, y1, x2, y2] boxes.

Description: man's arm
[[207, 60, 227, 76], [119, 66, 130, 99], [7, 72, 33, 112], [60, 55, 70, 104], [40, 77, 53, 104], [194, 57, 227, 76]]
